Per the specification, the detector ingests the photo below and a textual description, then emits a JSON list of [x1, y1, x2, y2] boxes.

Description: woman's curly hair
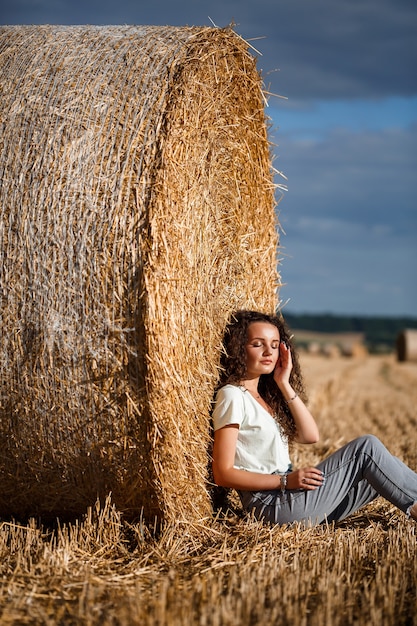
[[217, 310, 307, 442]]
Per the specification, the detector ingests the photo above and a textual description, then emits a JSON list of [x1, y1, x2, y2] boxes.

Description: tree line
[[283, 311, 417, 353]]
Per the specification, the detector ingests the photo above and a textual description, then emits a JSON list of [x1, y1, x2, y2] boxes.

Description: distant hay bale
[[322, 343, 341, 358], [0, 25, 281, 522], [396, 329, 417, 362], [293, 331, 366, 358]]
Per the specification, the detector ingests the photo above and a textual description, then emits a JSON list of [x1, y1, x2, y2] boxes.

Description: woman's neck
[[240, 378, 275, 415], [240, 378, 260, 396]]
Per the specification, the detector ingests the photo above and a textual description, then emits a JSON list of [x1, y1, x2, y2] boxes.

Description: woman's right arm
[[212, 425, 283, 491], [212, 425, 324, 492]]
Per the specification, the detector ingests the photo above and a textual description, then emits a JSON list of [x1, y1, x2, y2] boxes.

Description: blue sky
[[2, 0, 416, 316]]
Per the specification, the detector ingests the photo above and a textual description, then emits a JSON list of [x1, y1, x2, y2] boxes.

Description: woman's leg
[[317, 435, 417, 521], [240, 435, 417, 526], [321, 480, 378, 523]]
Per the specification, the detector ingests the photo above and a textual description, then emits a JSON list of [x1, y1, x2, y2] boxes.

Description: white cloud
[[279, 235, 417, 316]]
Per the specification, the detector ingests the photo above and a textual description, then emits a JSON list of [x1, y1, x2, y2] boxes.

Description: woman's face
[[244, 322, 280, 379]]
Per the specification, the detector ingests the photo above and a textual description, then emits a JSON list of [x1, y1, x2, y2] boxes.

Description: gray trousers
[[239, 435, 417, 526]]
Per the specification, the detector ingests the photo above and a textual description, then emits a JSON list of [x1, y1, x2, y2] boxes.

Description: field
[[1, 353, 416, 625]]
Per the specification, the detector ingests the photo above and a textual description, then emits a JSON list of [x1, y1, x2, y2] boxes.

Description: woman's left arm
[[274, 342, 320, 444]]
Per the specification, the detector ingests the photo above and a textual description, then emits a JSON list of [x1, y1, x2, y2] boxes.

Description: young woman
[[212, 310, 417, 526]]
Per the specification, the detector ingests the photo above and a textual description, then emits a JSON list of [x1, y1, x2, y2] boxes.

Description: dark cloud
[[251, 0, 417, 100], [276, 123, 417, 315], [277, 123, 417, 234], [2, 0, 416, 100]]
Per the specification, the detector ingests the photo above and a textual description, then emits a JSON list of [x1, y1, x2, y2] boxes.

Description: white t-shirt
[[212, 384, 291, 474]]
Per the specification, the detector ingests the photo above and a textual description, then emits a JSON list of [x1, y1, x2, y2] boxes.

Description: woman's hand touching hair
[[273, 341, 293, 389]]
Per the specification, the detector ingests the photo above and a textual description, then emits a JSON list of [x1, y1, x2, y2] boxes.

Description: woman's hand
[[287, 467, 325, 490], [273, 341, 320, 444], [273, 341, 293, 387]]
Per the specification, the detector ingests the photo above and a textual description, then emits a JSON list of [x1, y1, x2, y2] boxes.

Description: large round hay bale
[[396, 329, 417, 362], [0, 25, 280, 523]]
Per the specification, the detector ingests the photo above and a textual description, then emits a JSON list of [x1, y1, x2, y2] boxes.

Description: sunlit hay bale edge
[[0, 25, 281, 523]]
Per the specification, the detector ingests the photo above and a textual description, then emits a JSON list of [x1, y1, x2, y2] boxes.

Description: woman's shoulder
[[216, 384, 246, 400], [212, 384, 246, 429]]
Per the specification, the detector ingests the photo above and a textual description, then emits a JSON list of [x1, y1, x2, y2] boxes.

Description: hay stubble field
[[1, 352, 416, 625]]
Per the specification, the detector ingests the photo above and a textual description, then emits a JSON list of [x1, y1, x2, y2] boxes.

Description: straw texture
[[0, 25, 280, 523]]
